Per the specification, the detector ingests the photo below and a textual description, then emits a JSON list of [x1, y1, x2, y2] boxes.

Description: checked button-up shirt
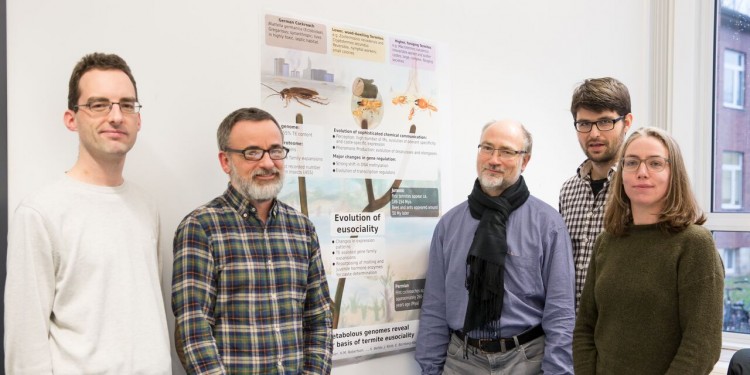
[[559, 160, 616, 309], [172, 184, 333, 374]]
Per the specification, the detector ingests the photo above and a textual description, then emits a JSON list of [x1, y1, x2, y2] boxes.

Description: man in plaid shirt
[[171, 107, 333, 374], [559, 78, 632, 308]]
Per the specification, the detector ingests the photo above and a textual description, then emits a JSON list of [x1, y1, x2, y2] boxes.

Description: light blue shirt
[[415, 195, 575, 375]]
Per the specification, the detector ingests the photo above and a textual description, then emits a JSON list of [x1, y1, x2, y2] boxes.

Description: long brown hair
[[604, 127, 706, 236]]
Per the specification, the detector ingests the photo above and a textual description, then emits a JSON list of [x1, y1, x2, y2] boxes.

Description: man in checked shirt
[[559, 77, 632, 309], [171, 107, 333, 374]]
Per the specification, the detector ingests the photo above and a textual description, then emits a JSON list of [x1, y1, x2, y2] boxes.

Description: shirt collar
[[576, 159, 618, 181], [223, 183, 279, 218]]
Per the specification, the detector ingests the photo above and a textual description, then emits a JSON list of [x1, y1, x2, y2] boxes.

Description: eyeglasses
[[574, 115, 625, 133], [621, 156, 670, 172], [74, 99, 142, 114], [224, 146, 289, 161], [477, 144, 528, 160]]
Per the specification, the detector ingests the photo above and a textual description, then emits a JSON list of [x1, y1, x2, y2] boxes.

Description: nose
[[635, 160, 650, 177], [487, 150, 505, 164], [588, 126, 601, 137], [107, 103, 124, 125], [257, 150, 277, 167]]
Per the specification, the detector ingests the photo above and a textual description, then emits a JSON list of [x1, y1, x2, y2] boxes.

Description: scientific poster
[[261, 12, 442, 360]]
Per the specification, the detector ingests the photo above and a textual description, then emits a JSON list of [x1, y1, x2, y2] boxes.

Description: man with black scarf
[[415, 120, 575, 374]]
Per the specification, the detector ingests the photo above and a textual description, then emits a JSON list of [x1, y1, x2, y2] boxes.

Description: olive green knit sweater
[[573, 224, 724, 375]]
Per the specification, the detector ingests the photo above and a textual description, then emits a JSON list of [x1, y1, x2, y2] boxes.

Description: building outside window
[[715, 4, 750, 215], [715, 1, 750, 336]]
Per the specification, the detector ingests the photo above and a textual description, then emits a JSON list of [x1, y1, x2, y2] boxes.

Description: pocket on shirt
[[504, 253, 543, 298]]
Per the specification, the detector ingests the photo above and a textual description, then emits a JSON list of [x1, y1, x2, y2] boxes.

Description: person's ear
[[63, 110, 78, 132], [219, 152, 231, 174]]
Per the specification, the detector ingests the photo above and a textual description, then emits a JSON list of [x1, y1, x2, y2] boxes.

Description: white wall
[[7, 1, 651, 374]]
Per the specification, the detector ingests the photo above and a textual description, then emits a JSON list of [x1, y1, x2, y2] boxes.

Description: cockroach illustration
[[261, 83, 329, 108]]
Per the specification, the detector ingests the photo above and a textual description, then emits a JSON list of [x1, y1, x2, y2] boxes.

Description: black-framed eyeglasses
[[621, 156, 670, 172], [74, 99, 142, 114], [224, 146, 290, 161], [573, 115, 625, 133], [477, 144, 528, 160]]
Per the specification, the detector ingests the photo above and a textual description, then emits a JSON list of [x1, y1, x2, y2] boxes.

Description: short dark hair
[[570, 77, 631, 119], [216, 107, 282, 150], [67, 53, 137, 110]]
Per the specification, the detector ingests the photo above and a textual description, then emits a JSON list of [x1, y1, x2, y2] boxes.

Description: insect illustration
[[356, 99, 382, 113], [391, 95, 416, 120], [391, 95, 408, 105], [261, 83, 329, 108], [415, 98, 438, 113]]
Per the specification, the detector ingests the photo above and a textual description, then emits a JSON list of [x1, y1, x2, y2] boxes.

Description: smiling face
[[575, 108, 631, 165], [219, 119, 285, 203], [64, 69, 141, 162], [622, 136, 670, 220], [476, 121, 530, 196]]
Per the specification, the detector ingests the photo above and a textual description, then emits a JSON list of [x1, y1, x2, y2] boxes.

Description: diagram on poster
[[262, 12, 442, 361]]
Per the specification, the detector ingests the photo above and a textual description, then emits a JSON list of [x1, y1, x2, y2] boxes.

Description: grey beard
[[230, 164, 284, 202], [479, 174, 505, 190]]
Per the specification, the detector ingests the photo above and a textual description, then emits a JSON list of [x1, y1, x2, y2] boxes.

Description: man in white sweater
[[4, 53, 171, 374]]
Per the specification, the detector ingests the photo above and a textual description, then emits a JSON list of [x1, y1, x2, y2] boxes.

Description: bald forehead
[[480, 120, 525, 145]]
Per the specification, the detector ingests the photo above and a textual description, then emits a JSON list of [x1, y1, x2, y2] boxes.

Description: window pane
[[717, 231, 750, 333], [721, 151, 744, 209], [715, 5, 750, 213], [723, 49, 745, 107], [724, 63, 736, 104]]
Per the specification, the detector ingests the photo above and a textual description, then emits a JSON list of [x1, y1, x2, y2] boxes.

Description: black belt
[[454, 325, 544, 353]]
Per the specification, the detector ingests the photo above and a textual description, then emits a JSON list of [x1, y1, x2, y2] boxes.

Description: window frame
[[671, 0, 750, 348]]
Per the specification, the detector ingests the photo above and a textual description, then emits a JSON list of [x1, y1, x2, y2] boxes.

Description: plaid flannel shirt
[[559, 160, 616, 309], [172, 184, 333, 374]]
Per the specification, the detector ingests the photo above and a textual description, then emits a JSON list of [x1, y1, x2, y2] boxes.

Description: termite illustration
[[415, 98, 438, 113], [391, 95, 408, 105], [352, 99, 382, 118], [261, 83, 329, 108], [356, 98, 382, 112]]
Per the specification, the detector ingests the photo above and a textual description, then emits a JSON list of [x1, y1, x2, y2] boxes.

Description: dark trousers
[[729, 349, 750, 375]]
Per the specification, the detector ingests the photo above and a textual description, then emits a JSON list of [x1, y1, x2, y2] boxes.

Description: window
[[722, 151, 744, 209], [714, 2, 750, 342], [715, 4, 750, 214], [716, 232, 750, 333], [672, 0, 750, 353], [723, 247, 739, 274], [724, 49, 745, 109]]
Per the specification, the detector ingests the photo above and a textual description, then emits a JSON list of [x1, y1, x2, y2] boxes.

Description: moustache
[[483, 166, 505, 173], [252, 168, 280, 178]]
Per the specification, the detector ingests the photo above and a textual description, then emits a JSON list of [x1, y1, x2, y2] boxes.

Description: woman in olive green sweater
[[573, 127, 724, 375]]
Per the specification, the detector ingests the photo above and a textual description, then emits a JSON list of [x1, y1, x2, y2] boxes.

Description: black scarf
[[463, 176, 529, 337]]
